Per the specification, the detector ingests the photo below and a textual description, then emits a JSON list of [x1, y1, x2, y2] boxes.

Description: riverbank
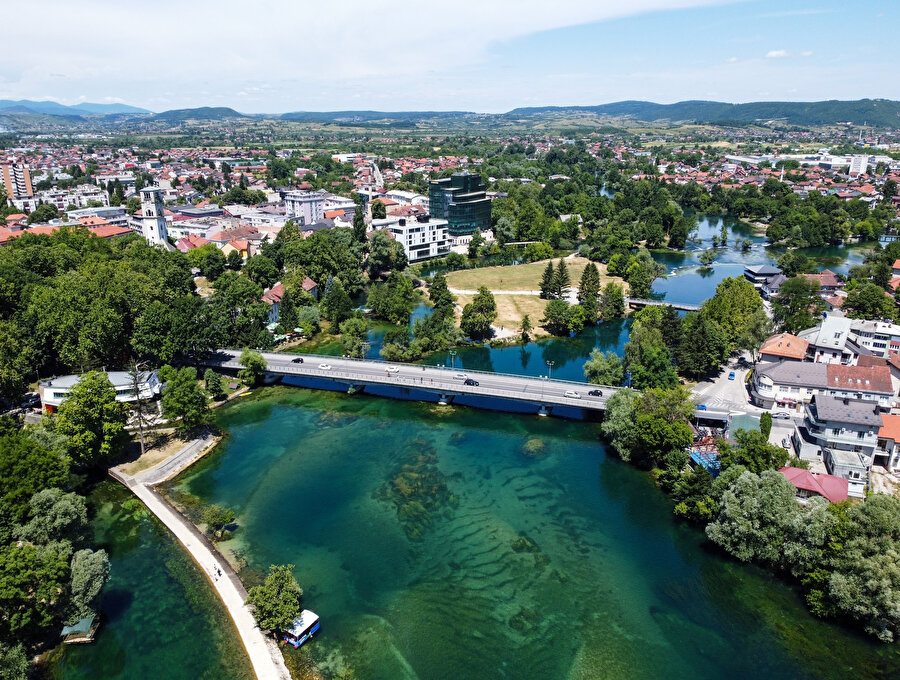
[[110, 436, 292, 680]]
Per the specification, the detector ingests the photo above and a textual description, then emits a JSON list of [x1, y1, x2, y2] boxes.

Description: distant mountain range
[[0, 99, 151, 116], [2, 98, 898, 128]]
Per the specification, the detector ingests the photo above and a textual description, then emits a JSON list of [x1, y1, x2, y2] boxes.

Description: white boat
[[283, 610, 320, 648]]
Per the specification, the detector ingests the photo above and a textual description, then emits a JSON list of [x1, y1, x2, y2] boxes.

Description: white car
[[454, 373, 468, 380], [318, 363, 332, 370], [386, 366, 400, 373], [564, 390, 581, 399]]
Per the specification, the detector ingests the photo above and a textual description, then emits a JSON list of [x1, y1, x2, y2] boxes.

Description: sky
[[2, 0, 897, 113]]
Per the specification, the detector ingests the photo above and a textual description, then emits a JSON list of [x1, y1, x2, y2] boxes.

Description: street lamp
[[449, 350, 457, 369], [546, 360, 554, 381]]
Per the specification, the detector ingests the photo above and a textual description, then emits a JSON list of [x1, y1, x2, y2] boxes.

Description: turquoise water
[[49, 483, 253, 680], [172, 387, 900, 680]]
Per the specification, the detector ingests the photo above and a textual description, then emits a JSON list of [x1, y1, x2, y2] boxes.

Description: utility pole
[[128, 360, 151, 457], [546, 360, 554, 382]]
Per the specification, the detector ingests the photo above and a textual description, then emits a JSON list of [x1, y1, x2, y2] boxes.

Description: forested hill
[[506, 99, 900, 128], [152, 107, 247, 122]]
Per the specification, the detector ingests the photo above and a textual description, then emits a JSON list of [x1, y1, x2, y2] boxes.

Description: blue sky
[[2, 0, 897, 113]]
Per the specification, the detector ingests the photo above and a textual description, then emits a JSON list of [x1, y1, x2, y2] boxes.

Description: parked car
[[564, 390, 581, 399], [728, 371, 736, 380], [696, 404, 707, 411], [773, 411, 792, 420], [291, 357, 304, 364], [464, 378, 479, 386], [318, 363, 332, 370], [588, 389, 603, 397], [782, 438, 791, 450]]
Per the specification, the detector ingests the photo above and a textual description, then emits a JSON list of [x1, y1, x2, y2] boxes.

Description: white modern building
[[39, 370, 162, 413], [284, 191, 324, 225], [375, 214, 450, 263]]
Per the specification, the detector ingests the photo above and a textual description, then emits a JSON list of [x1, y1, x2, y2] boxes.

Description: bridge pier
[[437, 393, 455, 406], [347, 384, 366, 395], [537, 404, 551, 417]]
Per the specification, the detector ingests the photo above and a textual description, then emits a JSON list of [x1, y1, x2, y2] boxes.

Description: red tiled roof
[[826, 364, 893, 393], [759, 333, 808, 360], [879, 414, 900, 443], [301, 276, 317, 292], [779, 466, 848, 503], [262, 282, 284, 306], [324, 209, 344, 219], [800, 269, 842, 288]]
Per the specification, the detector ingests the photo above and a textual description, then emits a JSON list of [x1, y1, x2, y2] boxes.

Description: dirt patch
[[119, 432, 187, 476]]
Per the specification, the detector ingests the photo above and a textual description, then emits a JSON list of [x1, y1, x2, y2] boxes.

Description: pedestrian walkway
[[112, 445, 291, 680]]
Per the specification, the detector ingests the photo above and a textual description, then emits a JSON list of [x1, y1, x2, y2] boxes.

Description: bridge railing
[[231, 349, 622, 392], [213, 359, 607, 409]]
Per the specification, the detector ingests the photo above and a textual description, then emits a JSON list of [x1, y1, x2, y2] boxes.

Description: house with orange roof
[[759, 333, 809, 363], [78, 216, 110, 228], [876, 414, 900, 471], [221, 238, 251, 259], [779, 466, 848, 503], [261, 282, 285, 323], [301, 276, 318, 300], [176, 233, 210, 253]]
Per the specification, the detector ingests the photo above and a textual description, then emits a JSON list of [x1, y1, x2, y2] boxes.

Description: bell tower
[[139, 188, 169, 245]]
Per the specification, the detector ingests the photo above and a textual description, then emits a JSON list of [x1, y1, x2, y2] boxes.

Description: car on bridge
[[564, 390, 581, 399], [386, 366, 400, 373], [464, 378, 479, 386], [588, 389, 603, 397], [454, 373, 468, 380], [318, 363, 332, 370], [292, 357, 304, 364]]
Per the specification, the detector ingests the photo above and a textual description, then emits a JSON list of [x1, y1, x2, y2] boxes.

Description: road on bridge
[[201, 350, 621, 412]]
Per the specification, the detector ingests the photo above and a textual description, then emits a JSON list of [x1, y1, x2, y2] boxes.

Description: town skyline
[[4, 0, 897, 113]]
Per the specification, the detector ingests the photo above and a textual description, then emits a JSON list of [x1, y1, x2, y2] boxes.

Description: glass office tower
[[428, 172, 491, 236]]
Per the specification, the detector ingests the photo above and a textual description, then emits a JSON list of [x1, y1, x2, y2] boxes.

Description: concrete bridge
[[625, 297, 701, 312], [199, 350, 623, 416]]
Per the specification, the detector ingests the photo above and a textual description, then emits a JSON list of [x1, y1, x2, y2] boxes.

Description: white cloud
[[726, 56, 739, 63], [1, 0, 734, 111], [766, 49, 790, 59]]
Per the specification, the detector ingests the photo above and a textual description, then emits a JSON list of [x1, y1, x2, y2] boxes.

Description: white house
[[374, 215, 450, 263], [40, 371, 161, 413]]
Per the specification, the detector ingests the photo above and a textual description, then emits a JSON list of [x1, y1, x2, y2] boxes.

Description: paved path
[[134, 431, 219, 485], [112, 454, 291, 680]]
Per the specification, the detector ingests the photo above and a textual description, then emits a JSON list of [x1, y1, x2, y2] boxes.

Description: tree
[[0, 433, 69, 524], [54, 371, 128, 468], [700, 276, 764, 350], [339, 317, 369, 358], [158, 365, 210, 436], [352, 203, 367, 243], [698, 249, 716, 267], [539, 261, 555, 299], [204, 368, 225, 400], [883, 179, 898, 200], [243, 255, 280, 289], [371, 200, 387, 219], [246, 564, 303, 632], [600, 389, 640, 461], [577, 262, 600, 322], [278, 288, 299, 332], [203, 505, 236, 540], [67, 549, 109, 623], [739, 308, 774, 362], [0, 642, 27, 680], [321, 279, 353, 326], [367, 229, 407, 278], [460, 286, 497, 340], [541, 299, 572, 336], [368, 272, 415, 325], [428, 273, 455, 320], [584, 349, 624, 386], [521, 314, 533, 341], [188, 244, 227, 282], [16, 488, 88, 546], [0, 542, 69, 640], [552, 260, 571, 299], [126, 196, 141, 215], [675, 313, 728, 379], [239, 349, 267, 386], [706, 469, 798, 565], [27, 203, 59, 225], [772, 277, 825, 334], [844, 282, 896, 322], [467, 230, 485, 259], [720, 429, 788, 474], [600, 282, 626, 319], [760, 412, 772, 439], [226, 249, 243, 271]]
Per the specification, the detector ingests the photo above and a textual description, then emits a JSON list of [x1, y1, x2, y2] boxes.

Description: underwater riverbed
[[170, 386, 900, 680]]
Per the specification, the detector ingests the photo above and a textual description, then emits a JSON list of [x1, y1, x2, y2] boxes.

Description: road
[[201, 349, 620, 411]]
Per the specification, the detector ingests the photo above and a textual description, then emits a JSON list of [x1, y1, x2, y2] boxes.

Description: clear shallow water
[[173, 387, 900, 680], [49, 483, 253, 680]]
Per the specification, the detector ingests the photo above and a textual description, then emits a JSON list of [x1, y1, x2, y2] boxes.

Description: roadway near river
[[202, 349, 621, 412]]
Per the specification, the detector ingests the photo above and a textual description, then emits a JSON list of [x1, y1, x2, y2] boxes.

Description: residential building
[[67, 206, 129, 229], [824, 448, 868, 498], [262, 282, 285, 324], [849, 319, 900, 357], [301, 276, 318, 300], [799, 269, 843, 293], [1, 162, 34, 207], [39, 370, 161, 413], [798, 316, 870, 365], [758, 333, 808, 363], [284, 191, 324, 225], [428, 172, 491, 236], [743, 264, 782, 292], [375, 214, 451, 263], [778, 466, 849, 504], [135, 188, 170, 247], [875, 413, 900, 472], [750, 361, 893, 411], [804, 395, 882, 469]]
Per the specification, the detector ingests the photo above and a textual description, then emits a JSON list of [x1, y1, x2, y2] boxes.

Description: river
[[166, 387, 900, 679]]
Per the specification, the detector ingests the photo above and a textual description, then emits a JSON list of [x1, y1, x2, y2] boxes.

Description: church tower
[[138, 188, 169, 246]]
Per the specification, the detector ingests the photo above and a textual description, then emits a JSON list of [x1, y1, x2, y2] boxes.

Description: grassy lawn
[[445, 256, 621, 292], [454, 293, 550, 334], [119, 431, 185, 476]]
